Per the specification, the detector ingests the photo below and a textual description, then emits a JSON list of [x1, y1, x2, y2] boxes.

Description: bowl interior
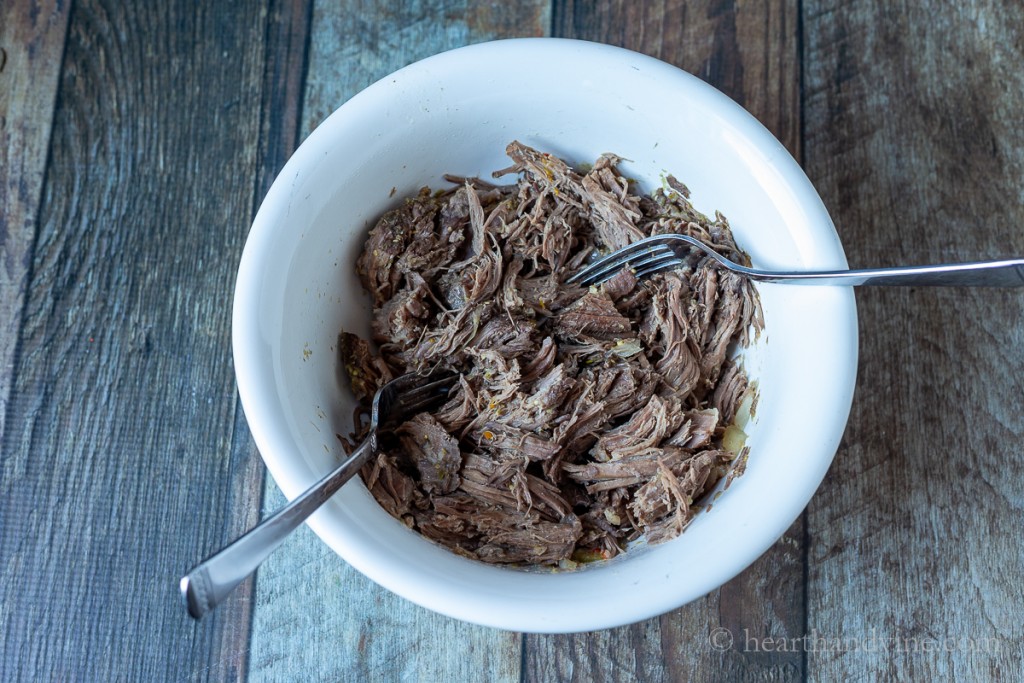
[[233, 38, 857, 632]]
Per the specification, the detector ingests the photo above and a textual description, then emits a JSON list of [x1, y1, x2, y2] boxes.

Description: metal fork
[[568, 233, 1024, 287], [180, 370, 457, 619]]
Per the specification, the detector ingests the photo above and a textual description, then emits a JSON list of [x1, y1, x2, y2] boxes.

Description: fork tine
[[576, 252, 674, 287], [571, 245, 676, 286], [568, 234, 703, 286], [567, 243, 667, 285], [392, 393, 449, 420], [381, 373, 458, 424], [634, 258, 687, 280], [577, 250, 679, 287], [610, 249, 677, 275], [389, 369, 449, 392], [403, 374, 458, 403]]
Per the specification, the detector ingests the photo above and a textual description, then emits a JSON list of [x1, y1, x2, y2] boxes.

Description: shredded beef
[[342, 142, 762, 567], [397, 413, 462, 494], [339, 332, 394, 403], [553, 290, 632, 341]]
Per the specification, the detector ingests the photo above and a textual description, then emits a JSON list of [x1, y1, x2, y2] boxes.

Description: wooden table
[[3, 1, 1022, 680]]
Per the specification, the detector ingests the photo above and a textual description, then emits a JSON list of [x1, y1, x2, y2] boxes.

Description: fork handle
[[748, 260, 1024, 287], [180, 436, 376, 619]]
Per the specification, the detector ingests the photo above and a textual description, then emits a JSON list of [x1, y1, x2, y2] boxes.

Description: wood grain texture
[[803, 0, 1024, 680], [0, 0, 70, 446], [248, 486, 522, 683], [0, 0, 273, 680], [252, 0, 313, 208], [206, 3, 315, 681], [3, 1, 1018, 680], [246, 2, 549, 681], [553, 0, 801, 155], [300, 0, 550, 136], [526, 2, 806, 681]]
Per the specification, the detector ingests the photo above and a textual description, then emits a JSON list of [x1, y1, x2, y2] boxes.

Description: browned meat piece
[[690, 264, 719, 347], [338, 332, 394, 403], [360, 452, 422, 523], [712, 361, 748, 424], [596, 361, 658, 420], [520, 336, 557, 382], [371, 271, 432, 346], [527, 363, 577, 412], [434, 375, 479, 432], [501, 141, 587, 205], [738, 276, 765, 344], [504, 141, 646, 251], [469, 421, 562, 462], [565, 447, 693, 492], [602, 267, 638, 301], [458, 452, 572, 521], [395, 201, 459, 279], [417, 491, 582, 565], [517, 274, 586, 314], [346, 142, 762, 567], [591, 395, 686, 461], [699, 270, 745, 386], [468, 315, 538, 359], [466, 347, 522, 405], [493, 363, 577, 433], [473, 516, 583, 565], [641, 273, 701, 396], [553, 290, 632, 341], [666, 407, 720, 450], [408, 303, 492, 368], [356, 193, 445, 306], [540, 202, 576, 272], [454, 247, 503, 307], [629, 450, 728, 542], [549, 393, 614, 471], [580, 153, 646, 250], [397, 413, 463, 494]]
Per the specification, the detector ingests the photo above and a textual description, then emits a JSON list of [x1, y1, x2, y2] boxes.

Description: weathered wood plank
[[249, 486, 524, 682], [0, 0, 70, 444], [803, 0, 1024, 680], [552, 0, 800, 154], [0, 1, 275, 680], [204, 2, 315, 681], [252, 0, 314, 208], [299, 0, 550, 136], [246, 2, 549, 681], [522, 2, 806, 681]]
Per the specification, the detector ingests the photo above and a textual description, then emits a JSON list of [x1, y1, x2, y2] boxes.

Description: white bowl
[[233, 38, 858, 633]]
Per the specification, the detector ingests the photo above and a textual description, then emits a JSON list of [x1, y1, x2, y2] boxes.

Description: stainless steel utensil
[[568, 233, 1024, 287], [180, 370, 457, 619]]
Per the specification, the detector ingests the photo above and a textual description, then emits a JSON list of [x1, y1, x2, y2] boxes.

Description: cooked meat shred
[[397, 413, 462, 494], [342, 142, 762, 567]]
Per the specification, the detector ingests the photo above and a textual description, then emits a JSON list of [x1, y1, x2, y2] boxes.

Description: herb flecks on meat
[[341, 142, 762, 567]]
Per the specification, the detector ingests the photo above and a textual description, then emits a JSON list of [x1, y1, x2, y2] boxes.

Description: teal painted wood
[[803, 0, 1024, 680], [246, 2, 549, 681]]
